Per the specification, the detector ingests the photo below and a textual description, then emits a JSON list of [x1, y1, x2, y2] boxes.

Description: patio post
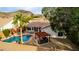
[[48, 35, 50, 43]]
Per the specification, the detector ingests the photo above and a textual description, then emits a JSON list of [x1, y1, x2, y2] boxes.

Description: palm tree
[[12, 12, 34, 44]]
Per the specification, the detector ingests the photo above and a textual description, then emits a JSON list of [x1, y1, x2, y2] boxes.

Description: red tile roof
[[35, 32, 50, 38]]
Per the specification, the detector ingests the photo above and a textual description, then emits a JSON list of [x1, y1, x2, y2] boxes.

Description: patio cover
[[35, 32, 50, 38]]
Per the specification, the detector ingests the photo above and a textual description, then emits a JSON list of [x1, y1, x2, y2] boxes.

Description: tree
[[42, 7, 79, 45], [2, 29, 10, 38], [13, 12, 34, 44]]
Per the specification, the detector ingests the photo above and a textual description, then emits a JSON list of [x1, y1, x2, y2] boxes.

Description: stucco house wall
[[0, 20, 14, 31], [41, 26, 66, 38], [0, 17, 15, 31], [41, 26, 58, 38]]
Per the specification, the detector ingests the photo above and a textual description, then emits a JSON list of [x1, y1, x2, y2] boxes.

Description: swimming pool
[[3, 35, 31, 43]]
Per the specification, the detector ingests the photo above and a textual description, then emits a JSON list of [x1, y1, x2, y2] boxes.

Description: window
[[27, 27, 31, 30], [58, 32, 63, 36]]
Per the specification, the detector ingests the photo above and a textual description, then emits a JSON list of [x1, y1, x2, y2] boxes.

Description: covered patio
[[34, 32, 50, 44]]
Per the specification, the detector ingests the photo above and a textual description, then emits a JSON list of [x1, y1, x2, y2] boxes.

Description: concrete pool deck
[[0, 41, 37, 51]]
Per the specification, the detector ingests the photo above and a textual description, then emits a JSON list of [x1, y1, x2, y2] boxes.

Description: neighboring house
[[0, 17, 15, 31]]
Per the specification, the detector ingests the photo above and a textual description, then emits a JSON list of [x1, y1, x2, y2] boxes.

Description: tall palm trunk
[[20, 27, 23, 44]]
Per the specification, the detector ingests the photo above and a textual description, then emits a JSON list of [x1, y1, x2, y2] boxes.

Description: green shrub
[[2, 29, 10, 38], [0, 36, 2, 40]]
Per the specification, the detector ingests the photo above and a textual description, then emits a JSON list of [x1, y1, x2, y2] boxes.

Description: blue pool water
[[3, 35, 31, 43]]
